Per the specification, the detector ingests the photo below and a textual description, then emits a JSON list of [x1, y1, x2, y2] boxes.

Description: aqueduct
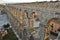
[[0, 1, 60, 40]]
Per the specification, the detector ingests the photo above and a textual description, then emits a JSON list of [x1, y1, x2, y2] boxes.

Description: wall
[[5, 2, 60, 40]]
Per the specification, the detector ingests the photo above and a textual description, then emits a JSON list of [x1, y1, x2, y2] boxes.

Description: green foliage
[[3, 28, 18, 40]]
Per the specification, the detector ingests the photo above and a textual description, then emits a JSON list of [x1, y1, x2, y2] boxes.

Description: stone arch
[[30, 12, 35, 30], [22, 10, 28, 26], [44, 18, 60, 40], [31, 12, 37, 18], [24, 10, 28, 18], [31, 12, 40, 21], [30, 12, 40, 30]]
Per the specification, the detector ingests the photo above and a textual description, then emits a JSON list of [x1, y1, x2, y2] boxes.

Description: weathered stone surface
[[4, 2, 60, 40]]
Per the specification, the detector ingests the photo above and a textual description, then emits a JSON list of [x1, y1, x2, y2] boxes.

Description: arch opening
[[30, 12, 40, 30], [31, 12, 40, 21]]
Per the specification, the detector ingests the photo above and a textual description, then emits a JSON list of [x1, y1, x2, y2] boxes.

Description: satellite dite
[[0, 0, 60, 40]]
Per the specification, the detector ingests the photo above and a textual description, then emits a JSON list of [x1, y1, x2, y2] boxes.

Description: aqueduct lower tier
[[0, 4, 60, 40]]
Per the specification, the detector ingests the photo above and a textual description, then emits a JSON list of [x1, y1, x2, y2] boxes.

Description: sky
[[0, 0, 58, 3]]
